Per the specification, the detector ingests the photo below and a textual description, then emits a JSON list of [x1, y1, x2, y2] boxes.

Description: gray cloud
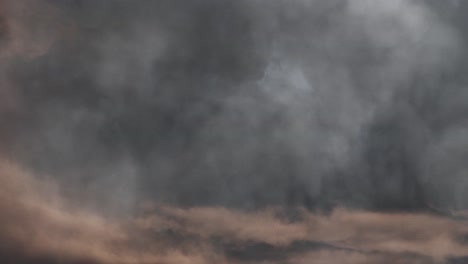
[[0, 0, 467, 213], [2, 1, 468, 263]]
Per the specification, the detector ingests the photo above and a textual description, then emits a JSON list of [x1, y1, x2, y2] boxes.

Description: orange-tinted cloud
[[1, 159, 468, 263]]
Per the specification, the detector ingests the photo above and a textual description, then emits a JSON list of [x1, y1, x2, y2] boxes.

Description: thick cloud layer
[[1, 0, 467, 212], [1, 0, 468, 262]]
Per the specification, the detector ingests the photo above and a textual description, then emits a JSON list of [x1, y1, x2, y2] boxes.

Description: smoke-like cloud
[[2, 0, 468, 263], [0, 0, 465, 210]]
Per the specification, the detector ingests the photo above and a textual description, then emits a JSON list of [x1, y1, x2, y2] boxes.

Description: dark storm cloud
[[1, 0, 468, 214], [8, 2, 468, 263]]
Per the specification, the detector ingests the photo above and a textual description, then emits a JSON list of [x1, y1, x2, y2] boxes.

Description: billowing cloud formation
[[2, 0, 468, 263], [0, 0, 466, 210]]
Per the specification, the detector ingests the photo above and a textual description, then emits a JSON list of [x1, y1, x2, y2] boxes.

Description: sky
[[1, 0, 468, 263]]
